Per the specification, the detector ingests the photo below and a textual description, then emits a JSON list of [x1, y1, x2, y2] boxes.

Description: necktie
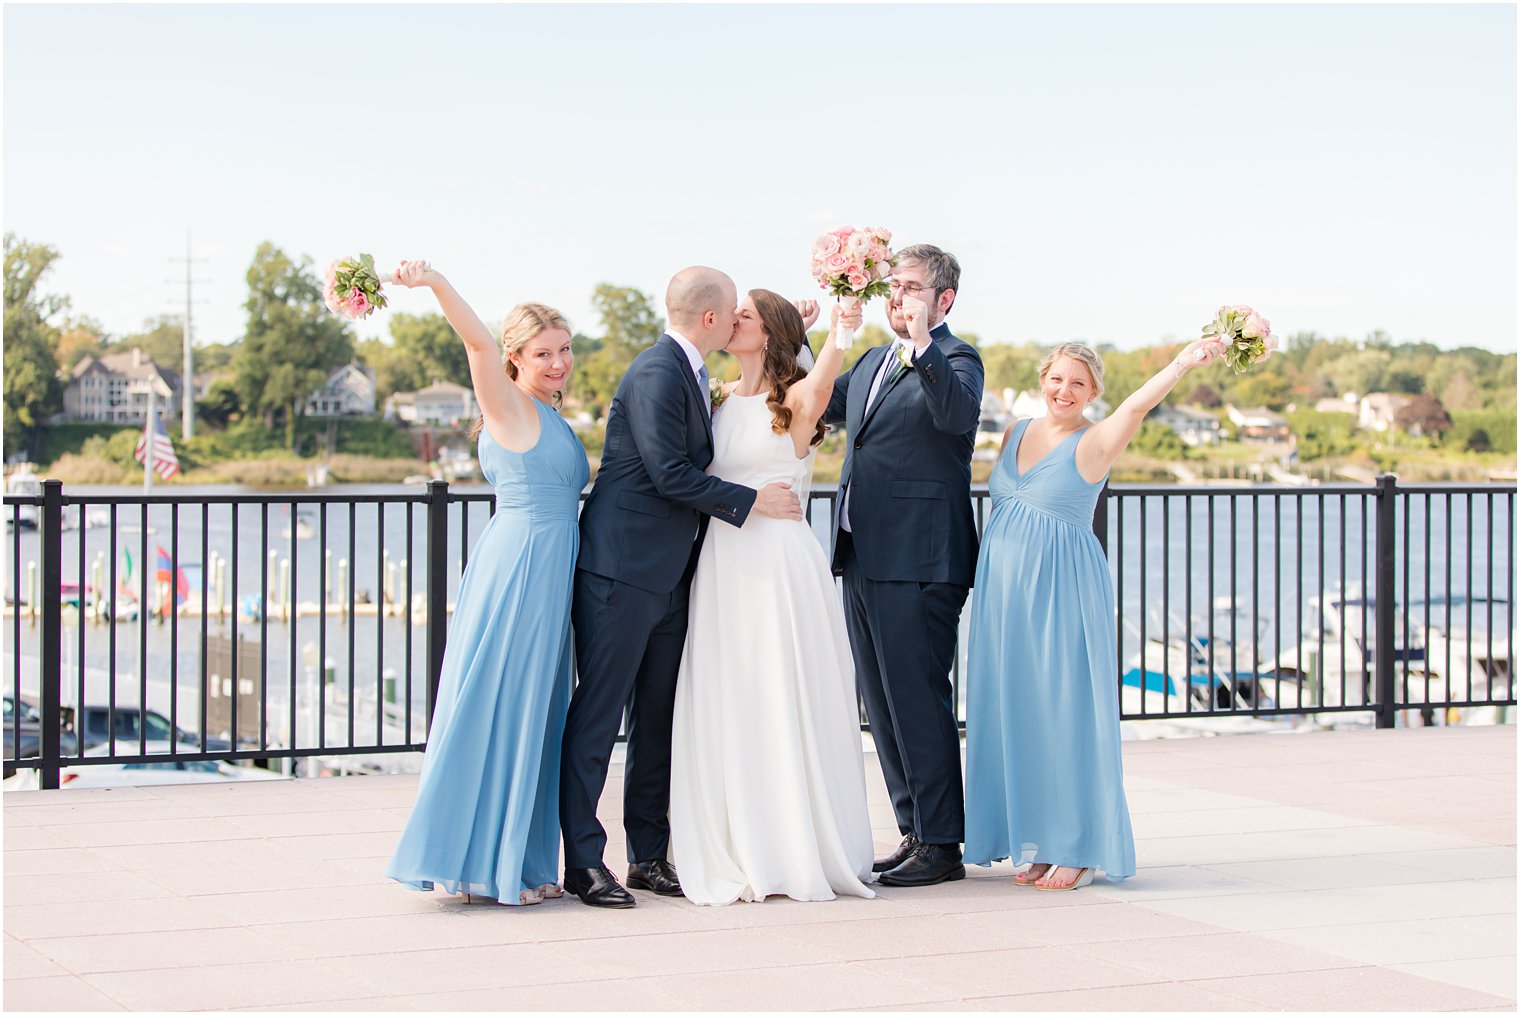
[[867, 343, 906, 411], [697, 364, 710, 413]]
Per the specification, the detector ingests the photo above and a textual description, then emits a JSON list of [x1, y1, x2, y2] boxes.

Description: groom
[[560, 266, 803, 908], [823, 244, 984, 887]]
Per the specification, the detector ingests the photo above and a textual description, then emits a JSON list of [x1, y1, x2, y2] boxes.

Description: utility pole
[[169, 231, 209, 439]]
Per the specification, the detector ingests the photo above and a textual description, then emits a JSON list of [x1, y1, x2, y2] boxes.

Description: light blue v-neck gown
[[963, 417, 1135, 880], [386, 399, 590, 903]]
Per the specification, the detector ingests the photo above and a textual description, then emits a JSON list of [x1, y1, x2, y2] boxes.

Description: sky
[[4, 3, 1516, 359]]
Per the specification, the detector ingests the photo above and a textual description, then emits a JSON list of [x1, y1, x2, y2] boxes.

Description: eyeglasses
[[888, 280, 937, 297]]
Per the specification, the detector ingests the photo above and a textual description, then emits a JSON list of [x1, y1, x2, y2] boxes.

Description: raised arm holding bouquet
[[963, 334, 1228, 894], [384, 260, 589, 909], [809, 226, 896, 350]]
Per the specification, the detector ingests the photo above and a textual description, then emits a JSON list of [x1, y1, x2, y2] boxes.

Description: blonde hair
[[469, 302, 570, 439], [501, 302, 570, 382], [1038, 342, 1106, 399]]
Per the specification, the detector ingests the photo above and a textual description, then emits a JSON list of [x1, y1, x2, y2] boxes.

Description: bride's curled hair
[[749, 289, 828, 448]]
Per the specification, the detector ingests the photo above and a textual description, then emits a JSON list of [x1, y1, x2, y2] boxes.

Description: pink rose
[[846, 269, 869, 291], [834, 226, 855, 239], [813, 234, 841, 259], [864, 226, 892, 246], [1241, 312, 1269, 340], [825, 252, 849, 275]]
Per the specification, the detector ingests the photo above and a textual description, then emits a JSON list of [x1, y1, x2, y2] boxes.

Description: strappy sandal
[[1035, 866, 1094, 892], [534, 882, 565, 899], [517, 888, 544, 906], [1013, 863, 1051, 887]]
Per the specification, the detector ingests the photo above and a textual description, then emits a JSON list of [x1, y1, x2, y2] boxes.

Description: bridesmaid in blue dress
[[964, 337, 1225, 890], [385, 260, 589, 906]]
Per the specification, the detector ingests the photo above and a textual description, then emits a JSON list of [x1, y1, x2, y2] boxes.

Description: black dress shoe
[[877, 843, 966, 887], [626, 859, 683, 896], [563, 866, 636, 908], [872, 833, 921, 874]]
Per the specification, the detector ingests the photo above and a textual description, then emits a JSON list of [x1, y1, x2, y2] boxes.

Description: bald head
[[665, 266, 738, 351]]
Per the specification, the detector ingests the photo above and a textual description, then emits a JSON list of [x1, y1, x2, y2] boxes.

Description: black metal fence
[[4, 476, 1514, 788]]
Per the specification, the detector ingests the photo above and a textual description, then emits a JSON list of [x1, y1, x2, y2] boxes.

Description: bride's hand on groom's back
[[753, 482, 803, 521]]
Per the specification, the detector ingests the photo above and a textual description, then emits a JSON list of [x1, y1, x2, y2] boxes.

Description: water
[[3, 483, 1513, 747]]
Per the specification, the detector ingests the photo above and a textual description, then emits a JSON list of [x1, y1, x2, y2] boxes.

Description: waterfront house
[[384, 392, 417, 424], [1358, 392, 1413, 433], [62, 349, 179, 424], [1149, 404, 1222, 446], [1225, 404, 1290, 442], [397, 381, 479, 426], [304, 361, 376, 417], [1315, 393, 1359, 415]]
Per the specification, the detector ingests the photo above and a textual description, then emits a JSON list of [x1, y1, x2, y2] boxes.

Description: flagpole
[[143, 389, 156, 495]]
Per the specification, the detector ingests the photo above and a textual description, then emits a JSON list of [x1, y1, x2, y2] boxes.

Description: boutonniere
[[894, 343, 916, 372], [709, 377, 730, 412]]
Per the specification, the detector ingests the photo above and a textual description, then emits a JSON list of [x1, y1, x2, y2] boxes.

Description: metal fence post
[[39, 480, 64, 789], [1374, 473, 1398, 729], [1093, 481, 1110, 556], [424, 480, 449, 729]]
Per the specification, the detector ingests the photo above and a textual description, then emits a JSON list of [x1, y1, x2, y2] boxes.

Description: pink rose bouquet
[[323, 253, 396, 321], [809, 226, 896, 349], [1201, 304, 1275, 373]]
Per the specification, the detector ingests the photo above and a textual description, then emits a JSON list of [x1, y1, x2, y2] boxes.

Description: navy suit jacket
[[577, 335, 757, 594], [823, 322, 984, 585]]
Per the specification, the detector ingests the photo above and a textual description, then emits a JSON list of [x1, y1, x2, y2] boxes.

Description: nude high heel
[[1013, 863, 1051, 887]]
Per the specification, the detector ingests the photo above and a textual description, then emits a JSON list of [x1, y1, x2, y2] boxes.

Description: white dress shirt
[[665, 330, 706, 381], [841, 339, 917, 532]]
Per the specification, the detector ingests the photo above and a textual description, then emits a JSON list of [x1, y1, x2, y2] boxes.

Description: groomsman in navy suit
[[823, 244, 984, 886], [560, 266, 803, 908]]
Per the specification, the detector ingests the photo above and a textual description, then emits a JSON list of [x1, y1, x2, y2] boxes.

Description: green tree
[[3, 234, 67, 458], [1129, 421, 1188, 460], [1288, 409, 1357, 460], [115, 314, 186, 369], [234, 243, 353, 449], [388, 312, 471, 396], [979, 342, 1043, 398], [56, 320, 106, 371], [570, 284, 666, 418], [592, 283, 663, 354], [196, 378, 243, 428]]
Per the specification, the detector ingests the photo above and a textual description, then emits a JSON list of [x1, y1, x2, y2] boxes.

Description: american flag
[[134, 409, 180, 480]]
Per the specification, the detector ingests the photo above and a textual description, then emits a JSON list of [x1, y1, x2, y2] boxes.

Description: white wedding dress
[[670, 391, 876, 905]]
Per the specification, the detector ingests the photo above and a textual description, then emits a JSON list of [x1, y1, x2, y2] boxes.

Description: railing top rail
[[4, 479, 1514, 508], [4, 492, 433, 507], [1393, 482, 1519, 495], [1100, 484, 1384, 496]]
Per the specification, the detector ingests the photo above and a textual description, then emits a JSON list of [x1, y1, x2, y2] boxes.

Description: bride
[[669, 291, 876, 905]]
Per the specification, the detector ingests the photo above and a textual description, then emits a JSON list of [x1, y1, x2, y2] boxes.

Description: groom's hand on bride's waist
[[753, 482, 803, 521]]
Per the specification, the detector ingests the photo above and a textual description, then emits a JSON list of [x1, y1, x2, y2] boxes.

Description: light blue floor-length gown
[[386, 399, 590, 903], [963, 417, 1135, 880]]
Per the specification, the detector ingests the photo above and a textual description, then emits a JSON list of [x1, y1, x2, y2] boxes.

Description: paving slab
[[4, 724, 1514, 1011]]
